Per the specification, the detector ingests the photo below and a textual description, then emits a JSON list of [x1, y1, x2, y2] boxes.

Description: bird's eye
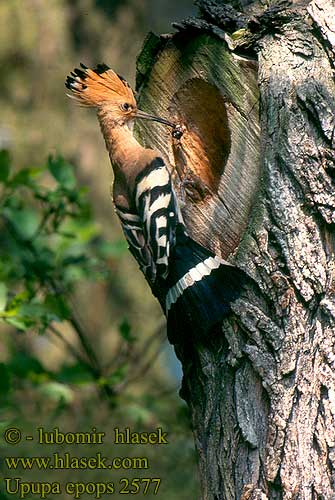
[[121, 103, 131, 111]]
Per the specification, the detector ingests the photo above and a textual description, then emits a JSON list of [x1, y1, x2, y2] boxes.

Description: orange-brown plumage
[[65, 63, 136, 115]]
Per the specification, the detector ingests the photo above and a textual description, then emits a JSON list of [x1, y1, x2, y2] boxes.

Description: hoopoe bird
[[65, 63, 246, 342]]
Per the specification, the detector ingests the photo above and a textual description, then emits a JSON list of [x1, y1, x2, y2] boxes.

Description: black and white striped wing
[[134, 157, 182, 283], [115, 157, 247, 342], [114, 206, 154, 280]]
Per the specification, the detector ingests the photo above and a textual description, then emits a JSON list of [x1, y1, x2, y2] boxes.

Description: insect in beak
[[136, 110, 176, 129]]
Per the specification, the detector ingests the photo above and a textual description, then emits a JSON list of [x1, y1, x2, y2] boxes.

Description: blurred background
[[0, 1, 200, 498]]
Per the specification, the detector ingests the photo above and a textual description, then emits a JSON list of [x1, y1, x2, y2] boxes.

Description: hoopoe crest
[[66, 63, 174, 128]]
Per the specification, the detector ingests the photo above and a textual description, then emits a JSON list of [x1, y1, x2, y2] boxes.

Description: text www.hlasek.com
[[5, 452, 147, 471]]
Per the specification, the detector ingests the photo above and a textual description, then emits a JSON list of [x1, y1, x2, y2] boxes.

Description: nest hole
[[169, 78, 231, 192]]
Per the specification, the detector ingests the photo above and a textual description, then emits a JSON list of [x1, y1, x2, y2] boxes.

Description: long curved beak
[[136, 110, 176, 129]]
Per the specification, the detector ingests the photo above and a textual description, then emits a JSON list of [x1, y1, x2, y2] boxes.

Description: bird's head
[[65, 63, 175, 129]]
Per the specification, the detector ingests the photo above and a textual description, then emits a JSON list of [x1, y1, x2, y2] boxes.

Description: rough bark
[[135, 0, 335, 498]]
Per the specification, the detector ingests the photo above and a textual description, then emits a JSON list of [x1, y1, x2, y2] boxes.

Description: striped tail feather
[[162, 225, 247, 343]]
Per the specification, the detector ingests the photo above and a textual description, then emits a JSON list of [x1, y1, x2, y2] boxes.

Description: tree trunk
[[135, 0, 335, 498]]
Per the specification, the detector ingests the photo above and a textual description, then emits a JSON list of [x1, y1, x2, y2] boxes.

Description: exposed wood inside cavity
[[169, 78, 231, 194]]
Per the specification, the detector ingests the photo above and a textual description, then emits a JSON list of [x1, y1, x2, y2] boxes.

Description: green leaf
[[0, 150, 10, 183], [124, 403, 153, 425], [105, 364, 128, 385], [0, 283, 7, 312], [0, 364, 11, 397], [5, 297, 67, 331], [5, 316, 33, 331], [10, 167, 43, 187], [19, 302, 48, 319], [48, 156, 76, 189], [8, 352, 45, 378], [3, 207, 41, 240], [44, 294, 70, 321], [57, 363, 94, 385], [6, 290, 30, 310], [38, 382, 74, 404], [98, 239, 127, 257], [63, 265, 87, 283], [119, 319, 136, 343]]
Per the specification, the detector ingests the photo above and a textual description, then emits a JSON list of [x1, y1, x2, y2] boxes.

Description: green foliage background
[[0, 1, 199, 498]]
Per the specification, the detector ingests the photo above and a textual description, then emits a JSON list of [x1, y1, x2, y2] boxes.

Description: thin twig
[[30, 207, 53, 240], [47, 323, 89, 368], [115, 336, 166, 393], [129, 319, 166, 364]]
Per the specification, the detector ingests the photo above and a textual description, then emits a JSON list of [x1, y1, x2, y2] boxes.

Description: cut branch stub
[[135, 32, 260, 258]]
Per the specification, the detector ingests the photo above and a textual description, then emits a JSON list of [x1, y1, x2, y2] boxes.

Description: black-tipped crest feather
[[74, 68, 87, 79], [94, 63, 110, 74]]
